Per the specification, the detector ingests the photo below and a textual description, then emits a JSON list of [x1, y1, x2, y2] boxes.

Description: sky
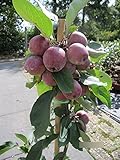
[[22, 0, 116, 29], [109, 0, 115, 6]]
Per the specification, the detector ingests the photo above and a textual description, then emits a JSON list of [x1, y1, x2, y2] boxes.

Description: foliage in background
[[46, 0, 72, 18], [0, 0, 24, 56], [27, 26, 41, 42], [80, 0, 120, 41], [46, 0, 120, 41], [98, 40, 120, 86]]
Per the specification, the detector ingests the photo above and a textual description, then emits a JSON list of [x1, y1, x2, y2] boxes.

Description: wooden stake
[[54, 115, 61, 154], [57, 19, 65, 42], [54, 19, 65, 155]]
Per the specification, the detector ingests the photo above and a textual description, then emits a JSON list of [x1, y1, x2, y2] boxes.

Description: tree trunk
[[82, 7, 86, 27]]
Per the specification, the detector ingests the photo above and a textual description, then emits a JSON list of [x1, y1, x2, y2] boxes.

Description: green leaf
[[54, 154, 70, 160], [30, 89, 58, 139], [74, 103, 82, 113], [0, 141, 16, 155], [88, 69, 112, 91], [15, 133, 28, 144], [87, 92, 98, 107], [59, 116, 71, 147], [90, 54, 107, 63], [53, 68, 74, 93], [40, 156, 46, 160], [53, 152, 65, 160], [54, 100, 69, 109], [88, 41, 102, 50], [42, 134, 58, 148], [26, 134, 58, 160], [26, 76, 41, 89], [18, 158, 26, 160], [63, 156, 71, 160], [66, 0, 89, 33], [90, 85, 111, 108], [87, 46, 106, 58], [80, 130, 91, 142], [24, 50, 31, 57], [81, 75, 107, 87], [26, 81, 36, 89], [26, 140, 43, 160], [68, 25, 78, 33], [35, 0, 58, 24], [36, 81, 52, 96], [76, 97, 93, 111], [69, 122, 82, 151], [12, 0, 53, 38], [87, 46, 107, 63], [20, 146, 29, 153], [54, 104, 69, 117]]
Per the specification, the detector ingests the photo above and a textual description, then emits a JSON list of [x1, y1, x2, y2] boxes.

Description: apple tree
[[0, 0, 112, 159]]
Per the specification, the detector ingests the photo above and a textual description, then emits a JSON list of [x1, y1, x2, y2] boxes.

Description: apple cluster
[[24, 31, 90, 101]]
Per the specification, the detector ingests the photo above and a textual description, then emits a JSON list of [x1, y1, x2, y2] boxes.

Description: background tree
[[113, 0, 120, 38], [80, 0, 120, 40], [46, 0, 72, 18], [45, 0, 120, 41], [0, 0, 24, 56]]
